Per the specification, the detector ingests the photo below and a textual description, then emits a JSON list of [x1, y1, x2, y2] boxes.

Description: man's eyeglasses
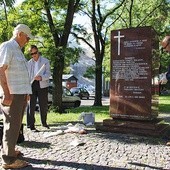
[[30, 51, 38, 55]]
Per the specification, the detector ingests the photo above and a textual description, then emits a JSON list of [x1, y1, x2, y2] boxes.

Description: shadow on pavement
[[23, 157, 129, 170], [19, 141, 51, 149], [129, 162, 164, 170]]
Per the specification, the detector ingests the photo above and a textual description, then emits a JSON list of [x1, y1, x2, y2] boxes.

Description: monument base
[[95, 118, 170, 138]]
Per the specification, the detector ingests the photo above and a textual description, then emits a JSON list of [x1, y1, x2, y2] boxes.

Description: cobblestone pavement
[[1, 123, 169, 170]]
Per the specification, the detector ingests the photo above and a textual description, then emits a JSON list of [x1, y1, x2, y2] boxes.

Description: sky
[[15, 0, 89, 25], [14, 0, 92, 49], [15, 0, 24, 6]]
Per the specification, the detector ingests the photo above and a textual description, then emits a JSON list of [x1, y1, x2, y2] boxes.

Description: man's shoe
[[42, 124, 50, 129], [30, 127, 40, 132], [2, 159, 29, 169]]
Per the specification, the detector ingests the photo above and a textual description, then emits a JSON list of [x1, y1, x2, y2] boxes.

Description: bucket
[[79, 112, 95, 125]]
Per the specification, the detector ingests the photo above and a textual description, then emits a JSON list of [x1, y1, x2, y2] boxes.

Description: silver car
[[48, 86, 81, 108]]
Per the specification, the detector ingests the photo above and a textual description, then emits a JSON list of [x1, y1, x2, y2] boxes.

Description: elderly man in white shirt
[[0, 24, 33, 169]]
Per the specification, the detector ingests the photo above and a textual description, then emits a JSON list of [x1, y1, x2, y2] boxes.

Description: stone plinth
[[96, 119, 170, 137]]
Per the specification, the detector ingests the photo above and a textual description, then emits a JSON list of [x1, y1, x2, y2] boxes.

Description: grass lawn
[[22, 95, 170, 126], [159, 95, 170, 113], [23, 105, 110, 126]]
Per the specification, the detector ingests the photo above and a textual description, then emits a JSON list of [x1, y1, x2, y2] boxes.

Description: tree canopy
[[0, 0, 169, 111]]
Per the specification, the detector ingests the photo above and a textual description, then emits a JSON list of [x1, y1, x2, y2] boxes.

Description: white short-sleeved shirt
[[0, 39, 32, 94], [34, 60, 39, 77]]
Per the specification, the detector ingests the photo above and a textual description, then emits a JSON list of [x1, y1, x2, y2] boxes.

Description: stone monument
[[110, 26, 159, 120], [96, 26, 169, 137]]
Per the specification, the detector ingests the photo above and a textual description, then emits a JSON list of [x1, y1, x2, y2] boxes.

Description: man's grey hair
[[12, 29, 20, 38]]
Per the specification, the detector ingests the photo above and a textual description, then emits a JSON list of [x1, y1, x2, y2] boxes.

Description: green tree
[[73, 0, 126, 106], [1, 0, 169, 110], [43, 0, 81, 112], [104, 0, 170, 80], [6, 0, 81, 113], [0, 0, 15, 41]]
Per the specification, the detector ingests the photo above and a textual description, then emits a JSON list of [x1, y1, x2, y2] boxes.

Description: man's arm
[[0, 65, 12, 106]]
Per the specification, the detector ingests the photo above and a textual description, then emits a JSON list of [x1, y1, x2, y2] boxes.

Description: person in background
[[159, 72, 167, 94], [27, 45, 51, 131], [161, 36, 170, 146], [0, 24, 33, 169]]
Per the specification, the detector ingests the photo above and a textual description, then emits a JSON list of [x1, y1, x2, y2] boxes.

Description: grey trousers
[[1, 94, 27, 164]]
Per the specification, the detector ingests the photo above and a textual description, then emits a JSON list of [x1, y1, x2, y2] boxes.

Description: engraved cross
[[114, 31, 124, 55]]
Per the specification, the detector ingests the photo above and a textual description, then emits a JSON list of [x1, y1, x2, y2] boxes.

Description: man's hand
[[2, 94, 13, 106], [0, 65, 12, 106], [34, 76, 42, 81]]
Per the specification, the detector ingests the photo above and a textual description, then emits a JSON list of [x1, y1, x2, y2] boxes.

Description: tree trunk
[[94, 56, 102, 106], [44, 0, 80, 113], [52, 50, 64, 113]]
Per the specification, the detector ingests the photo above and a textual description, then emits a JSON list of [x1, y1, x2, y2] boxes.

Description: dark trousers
[[27, 81, 48, 128]]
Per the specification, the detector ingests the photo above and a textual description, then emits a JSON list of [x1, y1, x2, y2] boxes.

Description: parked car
[[70, 87, 90, 99], [48, 86, 81, 108], [86, 87, 95, 98], [48, 78, 81, 108]]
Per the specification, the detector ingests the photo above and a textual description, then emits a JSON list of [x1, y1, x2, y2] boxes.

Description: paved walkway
[[0, 120, 169, 170], [0, 96, 169, 170]]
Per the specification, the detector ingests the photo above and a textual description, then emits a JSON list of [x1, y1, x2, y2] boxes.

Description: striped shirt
[[0, 39, 32, 94]]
